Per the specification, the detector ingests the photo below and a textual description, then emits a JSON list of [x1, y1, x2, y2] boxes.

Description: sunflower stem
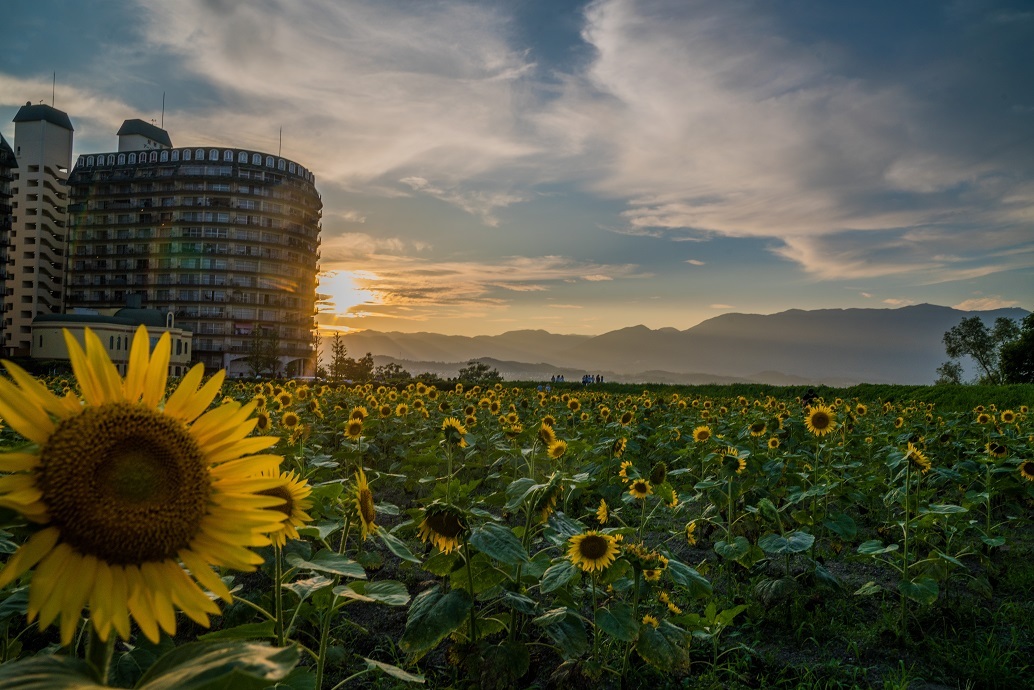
[[315, 602, 335, 690], [273, 544, 286, 647], [591, 575, 599, 663], [85, 624, 114, 685], [462, 535, 477, 642], [339, 515, 351, 555]]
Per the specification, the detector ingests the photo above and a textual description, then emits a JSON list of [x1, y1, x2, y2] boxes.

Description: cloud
[[882, 298, 915, 307], [319, 253, 643, 324], [685, 259, 705, 266], [953, 297, 1021, 311], [129, 0, 547, 211], [710, 303, 734, 309], [536, 0, 1034, 281], [400, 176, 525, 226]]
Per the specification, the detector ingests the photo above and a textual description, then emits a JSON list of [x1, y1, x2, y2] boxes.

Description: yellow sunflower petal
[[109, 566, 132, 640], [82, 329, 124, 405], [63, 330, 106, 407], [2, 360, 72, 421], [166, 369, 226, 424], [0, 377, 55, 444], [31, 543, 76, 628], [205, 436, 279, 465], [0, 452, 41, 472], [122, 325, 152, 403], [89, 561, 114, 641], [141, 333, 171, 408], [179, 549, 232, 602], [141, 562, 180, 635], [0, 527, 59, 588], [162, 365, 207, 421], [125, 566, 160, 643]]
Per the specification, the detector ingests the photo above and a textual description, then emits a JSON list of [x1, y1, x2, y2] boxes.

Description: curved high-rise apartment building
[[66, 130, 322, 377]]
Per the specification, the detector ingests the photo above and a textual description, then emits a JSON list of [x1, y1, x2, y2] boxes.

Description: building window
[[195, 149, 204, 160], [265, 156, 274, 168], [117, 154, 126, 165], [150, 151, 158, 162], [109, 336, 114, 349], [160, 150, 169, 162], [183, 149, 191, 161], [39, 334, 43, 347], [171, 150, 180, 161], [222, 150, 232, 162], [207, 149, 216, 161], [107, 154, 115, 165], [128, 153, 137, 164], [278, 159, 285, 170], [87, 155, 95, 166], [251, 153, 260, 165]]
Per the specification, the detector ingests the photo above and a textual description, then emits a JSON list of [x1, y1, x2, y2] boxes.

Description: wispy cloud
[[538, 0, 1034, 282], [953, 297, 1021, 311]]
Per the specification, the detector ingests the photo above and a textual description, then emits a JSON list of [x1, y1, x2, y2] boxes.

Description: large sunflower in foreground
[[804, 404, 837, 437], [567, 531, 620, 573], [0, 326, 287, 645], [260, 469, 314, 548]]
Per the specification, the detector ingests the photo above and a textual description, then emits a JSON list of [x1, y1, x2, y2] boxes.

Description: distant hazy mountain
[[338, 304, 1030, 385]]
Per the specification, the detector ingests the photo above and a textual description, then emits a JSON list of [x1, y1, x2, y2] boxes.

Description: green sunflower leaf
[[596, 602, 638, 642], [362, 658, 425, 684], [714, 536, 750, 560], [898, 576, 939, 605], [542, 610, 589, 659], [134, 641, 299, 690], [540, 560, 578, 593], [666, 560, 712, 599], [334, 581, 410, 606], [635, 621, 691, 672], [469, 523, 530, 565], [0, 655, 107, 689], [197, 621, 276, 642], [399, 586, 473, 659], [377, 526, 422, 564], [286, 550, 366, 579]]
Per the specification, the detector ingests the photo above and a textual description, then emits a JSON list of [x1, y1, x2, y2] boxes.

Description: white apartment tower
[[4, 103, 74, 357]]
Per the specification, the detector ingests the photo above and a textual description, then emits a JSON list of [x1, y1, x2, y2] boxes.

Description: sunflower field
[[0, 328, 1031, 689]]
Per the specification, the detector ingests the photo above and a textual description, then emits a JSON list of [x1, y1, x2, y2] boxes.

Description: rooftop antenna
[[161, 92, 165, 129]]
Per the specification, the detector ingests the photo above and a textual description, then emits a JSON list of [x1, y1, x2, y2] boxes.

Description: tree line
[[936, 312, 1034, 384]]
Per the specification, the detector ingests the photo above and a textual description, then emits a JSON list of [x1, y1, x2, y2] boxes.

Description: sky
[[2, 0, 1032, 337]]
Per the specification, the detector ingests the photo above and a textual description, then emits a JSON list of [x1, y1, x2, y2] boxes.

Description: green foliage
[[939, 314, 1023, 385], [457, 360, 502, 386]]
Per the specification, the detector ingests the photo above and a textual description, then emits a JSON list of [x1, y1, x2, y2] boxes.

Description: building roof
[[12, 103, 74, 131], [116, 119, 172, 147], [33, 308, 190, 331]]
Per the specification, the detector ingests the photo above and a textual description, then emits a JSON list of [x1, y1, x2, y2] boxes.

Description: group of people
[[548, 374, 605, 385]]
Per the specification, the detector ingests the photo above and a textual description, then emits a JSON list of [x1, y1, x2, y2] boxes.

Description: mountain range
[[333, 304, 1030, 386]]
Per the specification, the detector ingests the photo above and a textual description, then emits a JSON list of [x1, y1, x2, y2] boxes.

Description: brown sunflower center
[[578, 534, 610, 561], [37, 402, 209, 565], [258, 484, 294, 517], [357, 488, 376, 524], [426, 511, 465, 539], [810, 412, 831, 429]]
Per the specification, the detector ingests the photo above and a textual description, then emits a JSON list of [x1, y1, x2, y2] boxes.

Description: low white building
[[31, 308, 192, 377]]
